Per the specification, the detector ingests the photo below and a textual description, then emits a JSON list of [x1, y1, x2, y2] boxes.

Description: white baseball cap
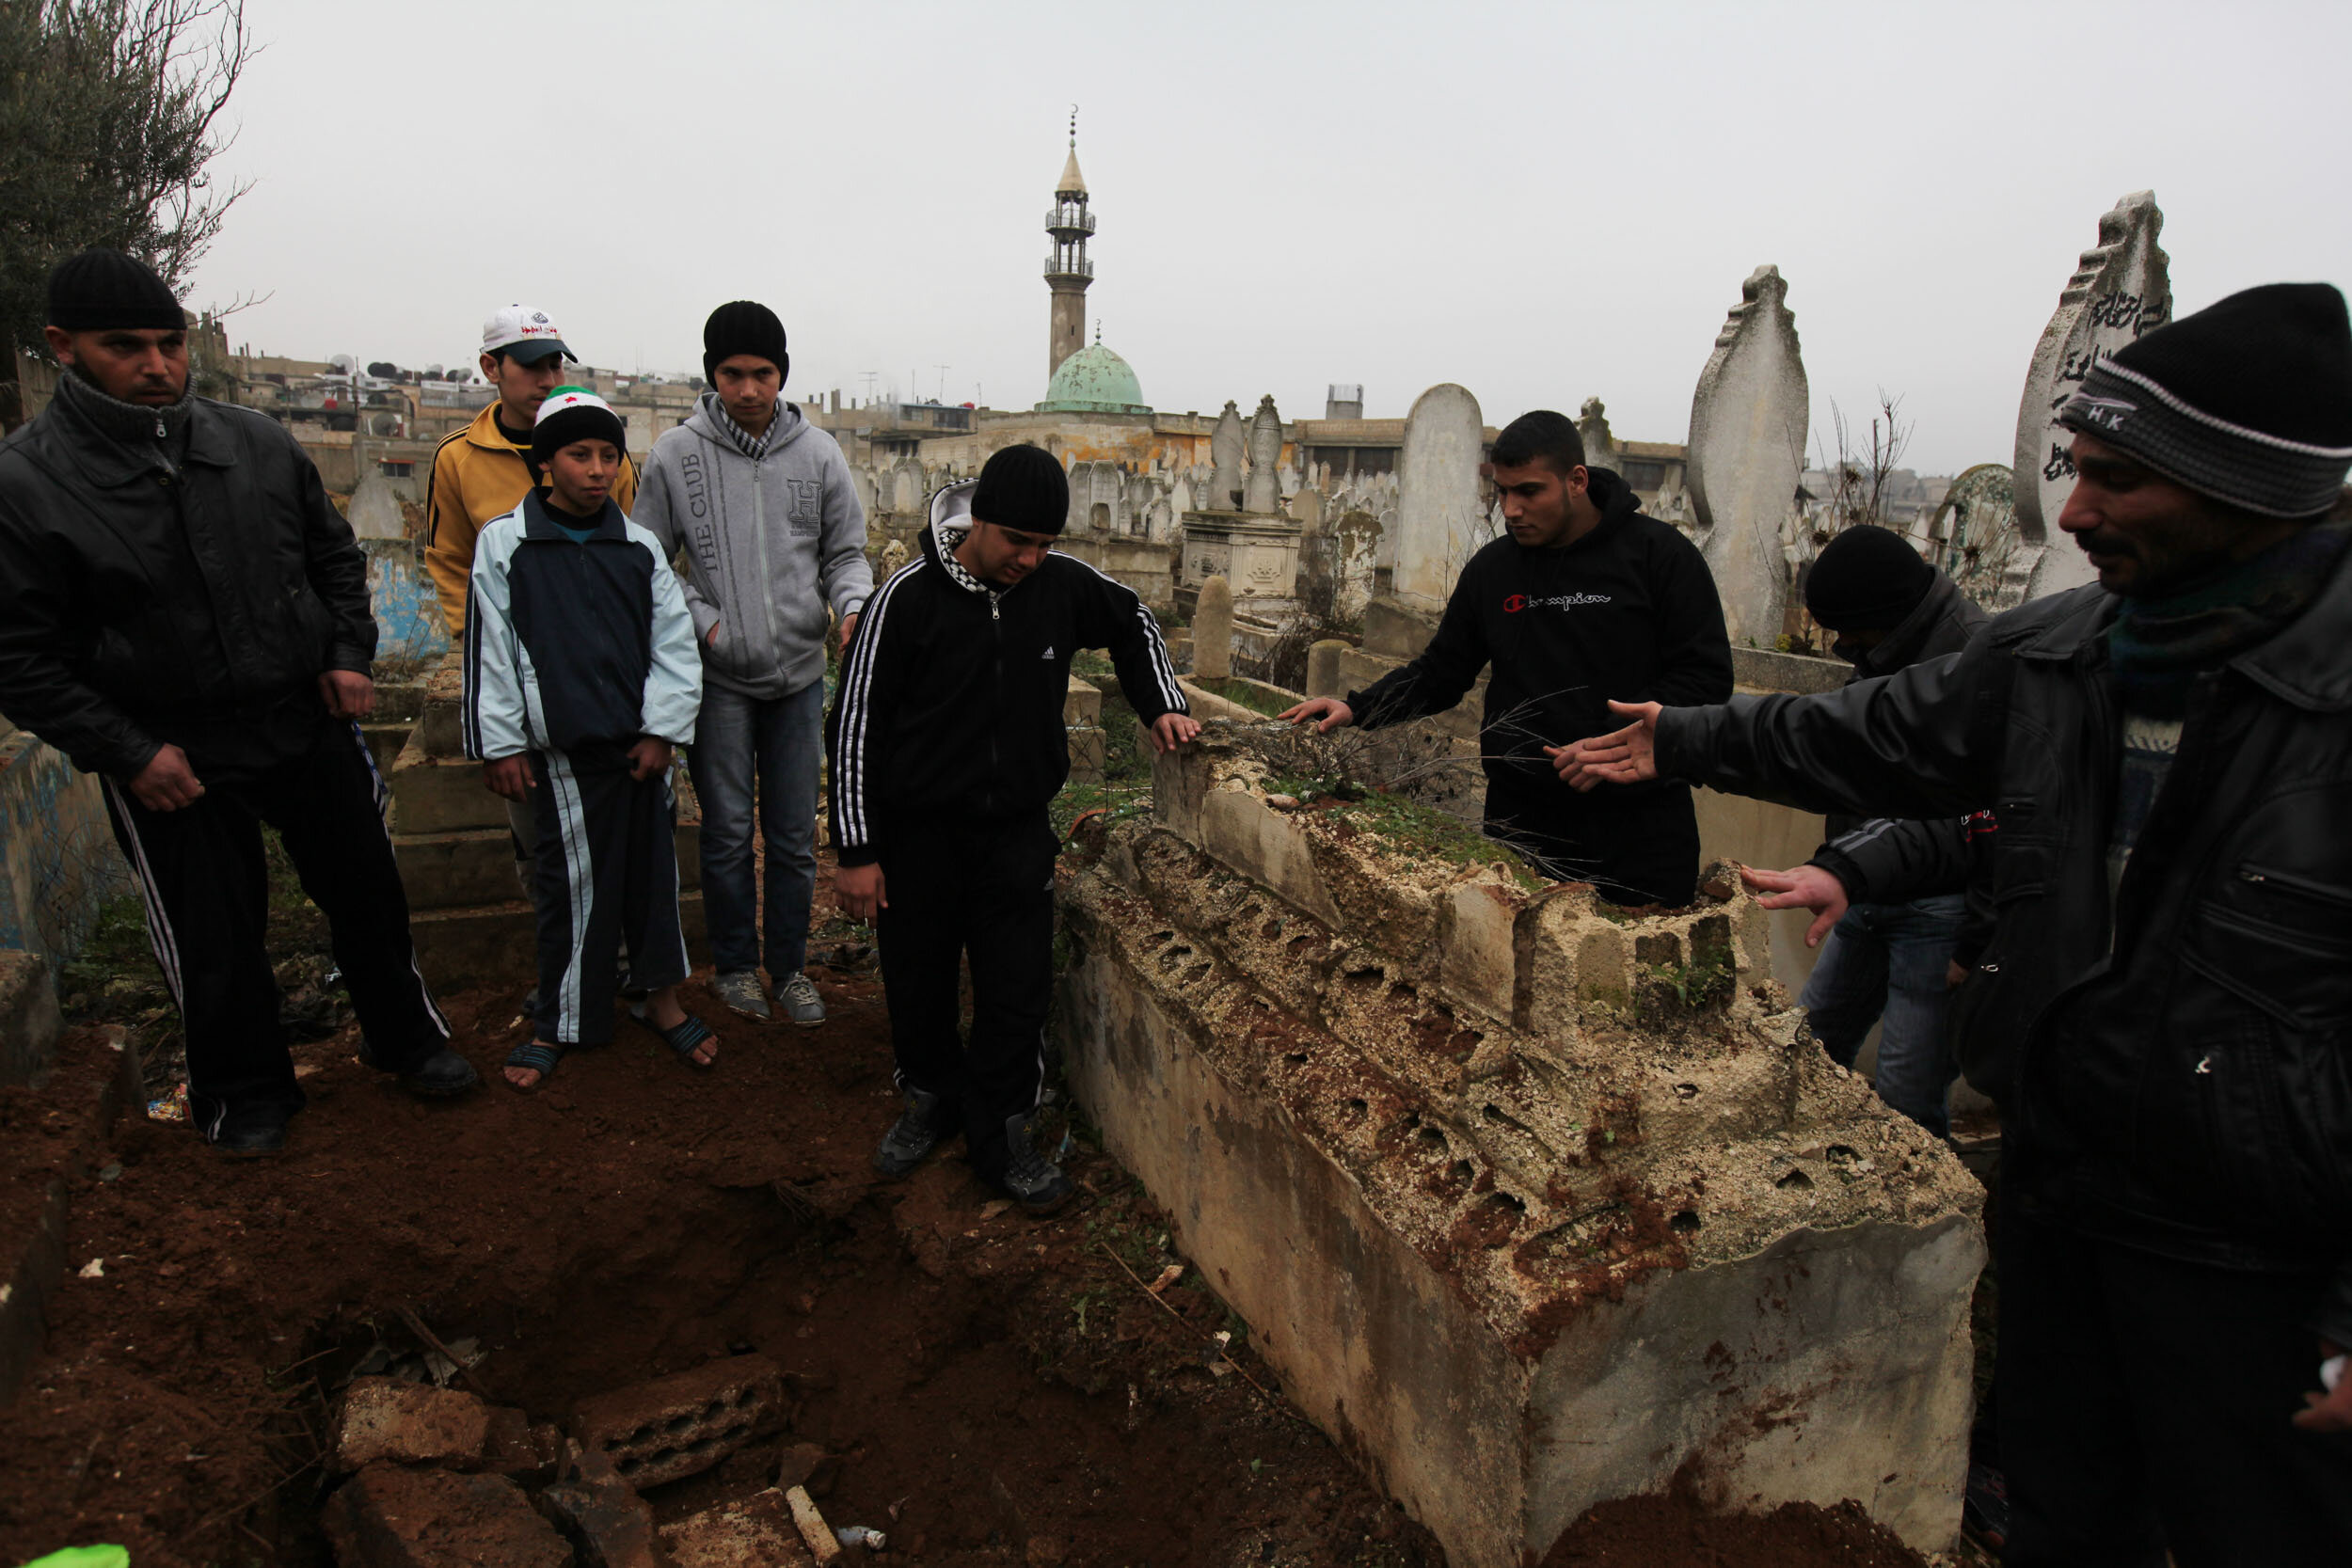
[[480, 303, 574, 365]]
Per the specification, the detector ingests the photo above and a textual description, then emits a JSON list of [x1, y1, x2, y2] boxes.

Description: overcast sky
[[184, 0, 2351, 475]]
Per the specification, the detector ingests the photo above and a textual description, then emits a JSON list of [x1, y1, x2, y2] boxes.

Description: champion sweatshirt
[[633, 394, 873, 700], [827, 483, 1186, 866], [1344, 467, 1734, 797]]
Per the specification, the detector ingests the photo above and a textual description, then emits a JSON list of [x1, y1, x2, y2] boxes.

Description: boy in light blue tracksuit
[[633, 301, 872, 1026], [462, 388, 709, 1089]]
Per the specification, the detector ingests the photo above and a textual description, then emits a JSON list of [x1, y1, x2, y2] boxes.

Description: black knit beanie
[[703, 301, 789, 385], [2058, 282, 2352, 518], [531, 387, 628, 465], [972, 445, 1069, 536], [1805, 525, 1935, 631], [47, 248, 183, 332]]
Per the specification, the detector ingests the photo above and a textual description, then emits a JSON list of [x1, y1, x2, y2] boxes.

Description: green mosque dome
[[1037, 341, 1151, 416]]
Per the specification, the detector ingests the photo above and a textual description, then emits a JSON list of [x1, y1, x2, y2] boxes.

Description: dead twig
[[394, 1305, 495, 1402], [1095, 1240, 1283, 1407], [172, 1453, 319, 1546]]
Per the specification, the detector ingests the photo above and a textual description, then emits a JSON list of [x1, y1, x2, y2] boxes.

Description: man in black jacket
[[827, 445, 1196, 1212], [1279, 409, 1732, 905], [1740, 527, 1988, 1136], [0, 251, 475, 1155], [1560, 283, 2352, 1562]]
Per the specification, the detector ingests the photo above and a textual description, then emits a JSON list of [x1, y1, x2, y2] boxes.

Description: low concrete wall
[[0, 730, 130, 974]]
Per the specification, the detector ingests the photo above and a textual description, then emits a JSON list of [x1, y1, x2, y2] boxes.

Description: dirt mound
[[1, 866, 1936, 1568], [1544, 1465, 1928, 1565]]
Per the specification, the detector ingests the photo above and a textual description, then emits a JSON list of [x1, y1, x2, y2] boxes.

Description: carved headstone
[[1576, 397, 1619, 473], [2012, 190, 2170, 600], [1290, 485, 1324, 534], [1687, 265, 1809, 645], [1244, 395, 1283, 515], [1194, 576, 1233, 681], [1210, 402, 1246, 510], [1930, 463, 2029, 612], [1392, 383, 1486, 609]]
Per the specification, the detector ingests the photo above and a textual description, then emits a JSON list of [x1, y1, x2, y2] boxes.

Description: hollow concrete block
[[570, 1354, 787, 1492]]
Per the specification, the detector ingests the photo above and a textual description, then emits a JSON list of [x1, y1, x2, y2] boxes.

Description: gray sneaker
[[774, 972, 826, 1026], [711, 970, 771, 1022], [876, 1087, 950, 1178], [997, 1114, 1074, 1215]]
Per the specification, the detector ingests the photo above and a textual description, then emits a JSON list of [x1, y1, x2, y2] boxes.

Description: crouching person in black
[[0, 250, 475, 1155], [829, 446, 1197, 1212]]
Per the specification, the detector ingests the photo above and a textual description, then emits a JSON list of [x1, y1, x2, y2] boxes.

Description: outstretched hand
[[1740, 863, 1851, 948], [1548, 700, 1664, 791], [1147, 712, 1201, 753], [2293, 1342, 2351, 1433], [1277, 697, 1354, 735]]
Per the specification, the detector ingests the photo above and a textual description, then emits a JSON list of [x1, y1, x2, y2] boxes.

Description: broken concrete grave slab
[[569, 1353, 787, 1490], [1056, 724, 1985, 1565], [540, 1445, 660, 1568], [329, 1376, 493, 1472], [321, 1461, 573, 1568], [660, 1487, 817, 1568]]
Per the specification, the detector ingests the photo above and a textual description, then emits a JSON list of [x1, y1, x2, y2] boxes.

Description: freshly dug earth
[[0, 864, 1936, 1568]]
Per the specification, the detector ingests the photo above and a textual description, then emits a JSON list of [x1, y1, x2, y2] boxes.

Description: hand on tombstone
[[484, 753, 536, 801], [1550, 701, 1663, 791], [1147, 711, 1201, 753], [836, 863, 887, 922], [627, 736, 674, 781], [1278, 696, 1354, 734], [1739, 863, 1851, 948], [317, 669, 376, 719], [2292, 1338, 2352, 1433], [127, 743, 205, 812]]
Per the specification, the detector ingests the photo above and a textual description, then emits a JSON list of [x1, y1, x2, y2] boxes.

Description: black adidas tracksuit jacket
[[1345, 467, 1734, 901], [826, 487, 1185, 1179]]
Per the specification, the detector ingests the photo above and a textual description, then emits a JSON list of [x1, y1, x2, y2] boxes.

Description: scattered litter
[[785, 1484, 841, 1563], [2325, 1354, 2344, 1394], [1146, 1263, 1184, 1294], [147, 1083, 188, 1123], [887, 1495, 909, 1522], [97, 1163, 123, 1183], [835, 1525, 887, 1550], [978, 1200, 1011, 1222], [78, 1259, 104, 1279]]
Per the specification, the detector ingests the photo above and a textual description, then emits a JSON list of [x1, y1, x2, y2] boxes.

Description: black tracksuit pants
[[1482, 769, 1701, 907], [529, 750, 691, 1047], [875, 814, 1057, 1182], [1996, 1206, 2352, 1565], [100, 715, 449, 1132]]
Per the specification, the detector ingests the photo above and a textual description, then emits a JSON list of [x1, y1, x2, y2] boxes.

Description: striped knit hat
[[2058, 282, 2352, 518], [531, 386, 627, 463]]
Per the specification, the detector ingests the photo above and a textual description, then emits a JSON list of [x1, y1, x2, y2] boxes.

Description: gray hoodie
[[633, 391, 873, 699]]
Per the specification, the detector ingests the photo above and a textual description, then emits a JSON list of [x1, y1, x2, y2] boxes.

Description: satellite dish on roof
[[329, 353, 358, 373]]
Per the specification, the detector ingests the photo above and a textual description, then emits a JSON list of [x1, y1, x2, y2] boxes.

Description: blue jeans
[[1800, 893, 1966, 1138], [690, 678, 825, 979]]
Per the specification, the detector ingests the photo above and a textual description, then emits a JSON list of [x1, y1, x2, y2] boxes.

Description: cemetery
[[0, 183, 2196, 1567]]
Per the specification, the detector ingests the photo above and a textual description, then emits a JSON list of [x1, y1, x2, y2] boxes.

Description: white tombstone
[[2011, 190, 2170, 601], [346, 471, 405, 540], [1391, 384, 1486, 609], [1210, 402, 1246, 510], [1244, 395, 1283, 515], [1687, 265, 1809, 646], [1195, 576, 1234, 681]]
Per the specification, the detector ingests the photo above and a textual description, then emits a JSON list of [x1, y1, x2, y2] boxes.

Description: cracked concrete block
[[322, 1462, 572, 1568], [541, 1447, 660, 1568], [1438, 879, 1520, 1024], [1057, 726, 1983, 1565], [1200, 787, 1341, 927], [570, 1354, 786, 1491], [660, 1488, 815, 1568], [0, 950, 64, 1089], [328, 1377, 492, 1473]]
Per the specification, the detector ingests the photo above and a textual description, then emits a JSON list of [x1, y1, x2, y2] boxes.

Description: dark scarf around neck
[[2106, 520, 2352, 717], [55, 365, 197, 449]]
